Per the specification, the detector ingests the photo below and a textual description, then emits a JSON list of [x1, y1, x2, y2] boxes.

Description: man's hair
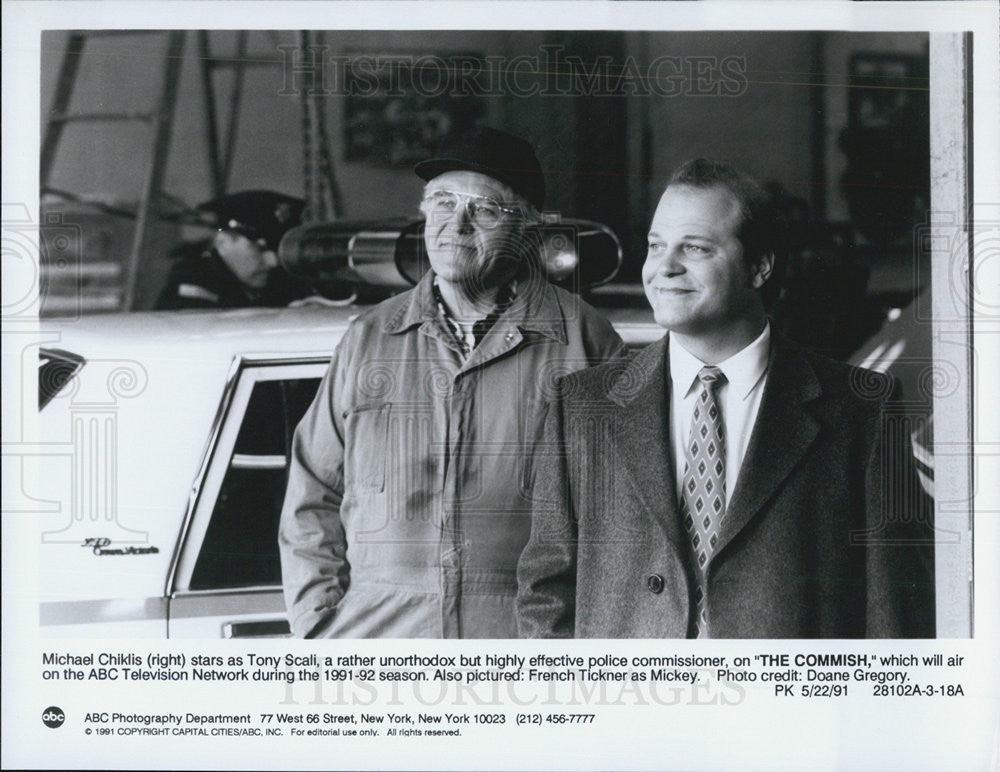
[[666, 158, 785, 308]]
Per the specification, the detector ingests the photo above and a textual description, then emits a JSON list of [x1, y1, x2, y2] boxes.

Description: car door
[[167, 356, 326, 638]]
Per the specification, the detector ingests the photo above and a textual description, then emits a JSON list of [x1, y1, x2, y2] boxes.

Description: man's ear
[[750, 251, 775, 288]]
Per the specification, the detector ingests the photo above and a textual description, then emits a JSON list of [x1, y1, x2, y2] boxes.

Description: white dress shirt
[[669, 323, 771, 505]]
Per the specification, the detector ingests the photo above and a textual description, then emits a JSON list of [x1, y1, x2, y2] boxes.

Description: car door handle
[[222, 619, 291, 638]]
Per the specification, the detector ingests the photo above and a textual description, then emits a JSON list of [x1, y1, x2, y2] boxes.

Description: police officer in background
[[156, 190, 307, 310]]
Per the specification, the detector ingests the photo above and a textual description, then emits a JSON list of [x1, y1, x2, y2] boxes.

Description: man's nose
[[261, 249, 279, 269], [654, 246, 685, 275], [455, 201, 475, 233]]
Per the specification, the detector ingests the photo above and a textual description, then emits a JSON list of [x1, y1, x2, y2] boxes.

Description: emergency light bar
[[278, 217, 622, 292]]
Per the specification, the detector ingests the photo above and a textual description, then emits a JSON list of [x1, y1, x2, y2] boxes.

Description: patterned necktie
[[679, 365, 727, 638]]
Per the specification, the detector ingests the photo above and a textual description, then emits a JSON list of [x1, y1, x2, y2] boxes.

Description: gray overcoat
[[516, 335, 935, 638]]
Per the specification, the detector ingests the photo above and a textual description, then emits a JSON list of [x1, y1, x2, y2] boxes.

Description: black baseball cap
[[414, 127, 545, 211], [199, 190, 305, 251]]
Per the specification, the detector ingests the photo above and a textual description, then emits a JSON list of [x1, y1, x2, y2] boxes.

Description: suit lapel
[[714, 343, 823, 560], [610, 337, 687, 552]]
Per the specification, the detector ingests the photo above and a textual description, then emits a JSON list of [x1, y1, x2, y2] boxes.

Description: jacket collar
[[381, 270, 567, 344], [714, 338, 822, 559], [608, 336, 684, 551]]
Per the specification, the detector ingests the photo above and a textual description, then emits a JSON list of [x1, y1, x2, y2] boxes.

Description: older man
[[517, 159, 935, 639], [279, 127, 624, 638]]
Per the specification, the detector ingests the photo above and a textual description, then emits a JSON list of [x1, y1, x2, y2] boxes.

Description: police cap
[[199, 190, 305, 251]]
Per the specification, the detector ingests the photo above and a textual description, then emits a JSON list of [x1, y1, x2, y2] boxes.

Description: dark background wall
[[40, 29, 928, 307]]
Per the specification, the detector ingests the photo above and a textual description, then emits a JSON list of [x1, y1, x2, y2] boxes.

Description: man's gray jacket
[[517, 335, 935, 638], [280, 271, 624, 638]]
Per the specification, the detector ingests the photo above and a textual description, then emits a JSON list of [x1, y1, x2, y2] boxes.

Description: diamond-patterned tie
[[679, 365, 727, 638]]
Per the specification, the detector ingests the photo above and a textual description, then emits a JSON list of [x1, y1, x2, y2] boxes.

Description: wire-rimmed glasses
[[420, 190, 526, 230]]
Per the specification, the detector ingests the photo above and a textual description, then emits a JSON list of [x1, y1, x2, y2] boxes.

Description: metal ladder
[[41, 30, 185, 311]]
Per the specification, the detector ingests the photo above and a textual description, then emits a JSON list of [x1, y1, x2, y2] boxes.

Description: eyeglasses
[[420, 190, 525, 229]]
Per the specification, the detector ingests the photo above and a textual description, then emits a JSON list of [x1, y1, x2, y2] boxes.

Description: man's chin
[[429, 266, 465, 284], [244, 276, 270, 290], [651, 304, 689, 329], [655, 309, 715, 337], [428, 258, 482, 284]]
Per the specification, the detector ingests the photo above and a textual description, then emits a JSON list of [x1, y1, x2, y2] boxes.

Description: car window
[[189, 376, 321, 591], [39, 348, 85, 409]]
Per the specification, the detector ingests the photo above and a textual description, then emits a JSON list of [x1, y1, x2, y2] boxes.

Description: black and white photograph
[[26, 27, 958, 639], [3, 2, 998, 770]]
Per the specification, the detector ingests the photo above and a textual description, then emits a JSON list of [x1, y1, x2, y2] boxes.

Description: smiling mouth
[[654, 287, 693, 295], [436, 241, 475, 251]]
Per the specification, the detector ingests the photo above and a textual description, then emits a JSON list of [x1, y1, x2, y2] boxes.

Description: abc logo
[[42, 706, 66, 729]]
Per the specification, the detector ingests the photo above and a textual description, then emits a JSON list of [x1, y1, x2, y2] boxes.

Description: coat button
[[647, 574, 664, 594]]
